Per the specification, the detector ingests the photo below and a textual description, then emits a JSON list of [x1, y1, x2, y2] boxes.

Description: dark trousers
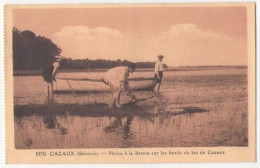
[[154, 71, 163, 83]]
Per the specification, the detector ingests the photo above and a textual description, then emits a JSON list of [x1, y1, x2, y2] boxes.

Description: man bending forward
[[103, 63, 136, 107]]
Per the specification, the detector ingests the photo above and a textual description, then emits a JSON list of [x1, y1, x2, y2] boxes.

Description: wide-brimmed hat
[[158, 55, 164, 58]]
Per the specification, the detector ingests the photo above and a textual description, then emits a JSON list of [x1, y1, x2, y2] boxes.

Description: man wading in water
[[42, 55, 64, 100], [154, 55, 164, 92], [103, 63, 137, 107]]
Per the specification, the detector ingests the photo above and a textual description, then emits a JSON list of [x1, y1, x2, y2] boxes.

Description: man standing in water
[[103, 63, 137, 107], [42, 55, 64, 100], [154, 55, 164, 92]]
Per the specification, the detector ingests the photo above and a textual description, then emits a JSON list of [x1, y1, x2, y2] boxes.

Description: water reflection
[[15, 98, 246, 149], [104, 115, 134, 140], [43, 106, 68, 135]]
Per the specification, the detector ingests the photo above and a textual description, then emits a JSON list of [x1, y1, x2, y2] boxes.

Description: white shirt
[[103, 66, 130, 88], [154, 61, 164, 72]]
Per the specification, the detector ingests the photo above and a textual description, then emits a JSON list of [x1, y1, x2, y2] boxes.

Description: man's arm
[[52, 62, 60, 80], [120, 81, 136, 99], [119, 68, 136, 99], [154, 62, 160, 79]]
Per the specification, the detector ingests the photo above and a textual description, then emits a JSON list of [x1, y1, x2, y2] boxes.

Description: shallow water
[[14, 69, 248, 148]]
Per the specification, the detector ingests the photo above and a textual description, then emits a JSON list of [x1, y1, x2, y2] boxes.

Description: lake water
[[14, 69, 248, 148]]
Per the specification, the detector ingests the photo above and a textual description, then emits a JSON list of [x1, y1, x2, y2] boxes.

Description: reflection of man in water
[[154, 55, 164, 92], [43, 106, 68, 135], [104, 116, 133, 140], [43, 111, 56, 129], [103, 63, 137, 107]]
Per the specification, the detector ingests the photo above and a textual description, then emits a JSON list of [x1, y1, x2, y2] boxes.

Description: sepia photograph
[[4, 3, 255, 163]]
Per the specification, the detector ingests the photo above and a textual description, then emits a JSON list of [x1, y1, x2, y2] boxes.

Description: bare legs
[[112, 85, 134, 108], [154, 83, 161, 92], [114, 88, 122, 107], [47, 82, 54, 102], [110, 88, 122, 107]]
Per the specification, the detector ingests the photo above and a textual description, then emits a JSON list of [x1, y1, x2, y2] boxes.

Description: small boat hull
[[54, 78, 156, 93]]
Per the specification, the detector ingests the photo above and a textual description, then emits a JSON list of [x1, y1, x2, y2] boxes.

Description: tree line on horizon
[[61, 58, 168, 69], [13, 27, 167, 70]]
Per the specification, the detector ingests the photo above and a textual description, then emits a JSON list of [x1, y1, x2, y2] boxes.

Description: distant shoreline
[[13, 66, 247, 76]]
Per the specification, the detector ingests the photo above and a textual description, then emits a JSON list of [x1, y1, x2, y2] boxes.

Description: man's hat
[[127, 62, 136, 69], [158, 55, 164, 58]]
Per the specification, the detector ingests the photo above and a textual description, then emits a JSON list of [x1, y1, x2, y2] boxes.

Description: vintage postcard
[[5, 3, 255, 163]]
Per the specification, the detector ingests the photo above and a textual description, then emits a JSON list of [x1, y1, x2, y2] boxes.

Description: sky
[[13, 6, 248, 66]]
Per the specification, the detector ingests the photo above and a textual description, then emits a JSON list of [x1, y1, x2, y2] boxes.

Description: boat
[[54, 77, 156, 93]]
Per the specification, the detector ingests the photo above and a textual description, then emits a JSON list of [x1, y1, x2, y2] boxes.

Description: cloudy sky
[[13, 6, 247, 66]]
